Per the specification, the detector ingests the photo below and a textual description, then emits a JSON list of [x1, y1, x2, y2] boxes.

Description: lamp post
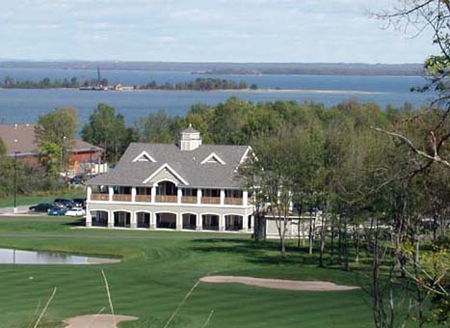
[[62, 135, 67, 180], [89, 147, 95, 179], [13, 151, 19, 213]]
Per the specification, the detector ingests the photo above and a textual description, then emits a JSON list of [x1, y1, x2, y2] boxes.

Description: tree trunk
[[338, 225, 342, 264], [308, 211, 314, 255], [354, 226, 360, 264], [330, 225, 335, 265], [319, 209, 327, 267], [343, 220, 349, 271], [281, 236, 286, 259]]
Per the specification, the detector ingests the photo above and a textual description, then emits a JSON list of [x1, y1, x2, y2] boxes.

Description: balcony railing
[[113, 194, 132, 202], [182, 196, 197, 204], [91, 193, 109, 201], [155, 195, 177, 203], [136, 195, 152, 202], [225, 198, 243, 205], [201, 197, 221, 204]]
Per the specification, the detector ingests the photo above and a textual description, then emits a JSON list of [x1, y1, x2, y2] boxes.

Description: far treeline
[[0, 76, 258, 91]]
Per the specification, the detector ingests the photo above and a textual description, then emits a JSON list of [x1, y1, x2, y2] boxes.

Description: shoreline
[[0, 87, 388, 95]]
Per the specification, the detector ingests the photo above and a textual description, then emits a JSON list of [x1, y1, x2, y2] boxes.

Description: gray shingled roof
[[88, 142, 250, 189], [0, 124, 103, 156]]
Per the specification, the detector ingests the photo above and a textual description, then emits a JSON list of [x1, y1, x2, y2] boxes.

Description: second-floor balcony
[[225, 197, 243, 205], [89, 183, 249, 206], [201, 197, 221, 204], [113, 194, 132, 202], [136, 194, 151, 202], [91, 193, 109, 201], [155, 195, 177, 203], [182, 196, 197, 204]]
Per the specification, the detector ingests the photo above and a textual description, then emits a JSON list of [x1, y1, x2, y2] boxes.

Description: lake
[[0, 247, 120, 265], [0, 68, 435, 125]]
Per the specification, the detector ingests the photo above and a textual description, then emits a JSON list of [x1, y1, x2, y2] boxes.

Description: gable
[[142, 163, 189, 186], [201, 152, 226, 165], [132, 151, 156, 163]]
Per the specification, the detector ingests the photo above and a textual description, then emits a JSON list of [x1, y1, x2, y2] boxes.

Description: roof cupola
[[179, 124, 202, 151]]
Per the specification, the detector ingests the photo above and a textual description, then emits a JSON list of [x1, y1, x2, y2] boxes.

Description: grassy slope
[[0, 190, 85, 208], [0, 217, 373, 328]]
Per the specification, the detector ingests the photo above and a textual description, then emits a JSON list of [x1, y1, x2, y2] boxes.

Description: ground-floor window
[[202, 214, 219, 231], [182, 213, 196, 230], [225, 215, 243, 231], [91, 210, 108, 227], [114, 211, 131, 227], [156, 213, 176, 229], [136, 212, 150, 228]]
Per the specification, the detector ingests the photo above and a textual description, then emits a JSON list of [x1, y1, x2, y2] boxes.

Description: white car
[[65, 207, 86, 217]]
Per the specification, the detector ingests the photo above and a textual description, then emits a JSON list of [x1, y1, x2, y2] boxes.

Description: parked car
[[65, 207, 85, 217], [47, 207, 67, 216], [54, 198, 76, 208], [29, 203, 54, 212], [72, 198, 86, 209], [70, 175, 84, 185]]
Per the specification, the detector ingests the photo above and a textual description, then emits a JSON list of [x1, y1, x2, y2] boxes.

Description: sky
[[0, 0, 438, 63]]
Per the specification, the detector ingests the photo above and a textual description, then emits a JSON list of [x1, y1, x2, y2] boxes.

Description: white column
[[108, 211, 113, 228], [242, 215, 248, 232], [243, 191, 248, 206], [289, 191, 293, 211], [130, 211, 137, 229], [177, 188, 183, 204], [219, 215, 225, 231], [87, 186, 92, 201], [250, 215, 254, 231], [197, 189, 202, 205], [176, 213, 182, 230], [150, 212, 156, 229], [220, 189, 225, 205], [196, 214, 202, 231], [131, 187, 136, 203], [85, 208, 92, 228], [151, 186, 156, 203], [108, 186, 114, 202]]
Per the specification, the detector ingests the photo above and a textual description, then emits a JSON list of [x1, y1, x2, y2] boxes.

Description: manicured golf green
[[0, 216, 373, 328]]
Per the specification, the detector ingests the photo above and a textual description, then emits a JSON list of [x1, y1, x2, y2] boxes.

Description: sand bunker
[[200, 276, 360, 291], [64, 314, 138, 328]]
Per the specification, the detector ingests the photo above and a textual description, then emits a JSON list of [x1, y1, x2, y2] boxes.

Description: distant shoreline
[[0, 61, 424, 77]]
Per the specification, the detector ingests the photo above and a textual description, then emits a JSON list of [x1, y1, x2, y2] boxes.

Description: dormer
[[132, 151, 156, 163], [179, 124, 202, 151], [201, 152, 226, 165]]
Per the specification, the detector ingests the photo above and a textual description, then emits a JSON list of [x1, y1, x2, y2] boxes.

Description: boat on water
[[78, 86, 108, 91], [79, 67, 109, 91]]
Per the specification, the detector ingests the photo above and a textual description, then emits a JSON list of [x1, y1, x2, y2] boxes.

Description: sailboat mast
[[97, 66, 101, 86]]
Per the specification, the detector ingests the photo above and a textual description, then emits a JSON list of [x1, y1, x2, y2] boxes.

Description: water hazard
[[0, 248, 120, 265]]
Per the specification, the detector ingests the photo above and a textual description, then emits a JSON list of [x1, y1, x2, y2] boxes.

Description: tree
[[240, 130, 299, 259], [0, 138, 6, 156], [81, 104, 131, 163], [373, 1, 450, 169], [134, 109, 184, 143], [38, 141, 61, 177], [35, 107, 78, 172]]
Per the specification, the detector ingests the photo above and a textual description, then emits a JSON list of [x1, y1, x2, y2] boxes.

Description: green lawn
[[0, 189, 85, 208], [0, 217, 374, 328]]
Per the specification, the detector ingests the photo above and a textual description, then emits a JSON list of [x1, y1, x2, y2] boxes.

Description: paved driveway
[[0, 205, 33, 215]]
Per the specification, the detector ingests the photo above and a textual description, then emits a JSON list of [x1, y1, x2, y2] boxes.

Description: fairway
[[0, 216, 373, 328]]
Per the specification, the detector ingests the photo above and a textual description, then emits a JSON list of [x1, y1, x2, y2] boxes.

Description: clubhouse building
[[86, 125, 255, 233]]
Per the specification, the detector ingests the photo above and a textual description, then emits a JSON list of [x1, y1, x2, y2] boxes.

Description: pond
[[0, 248, 120, 265]]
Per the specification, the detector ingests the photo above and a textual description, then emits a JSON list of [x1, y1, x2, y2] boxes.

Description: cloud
[[0, 0, 436, 63]]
